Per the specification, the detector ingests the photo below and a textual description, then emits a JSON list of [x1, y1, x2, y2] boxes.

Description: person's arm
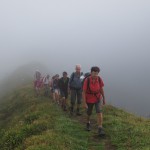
[[67, 78, 70, 94], [82, 78, 88, 109], [100, 87, 106, 105], [82, 90, 88, 109], [49, 80, 51, 87], [58, 79, 61, 90], [51, 80, 54, 89], [68, 73, 73, 89]]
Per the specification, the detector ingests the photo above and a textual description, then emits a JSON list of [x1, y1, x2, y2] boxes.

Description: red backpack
[[84, 76, 101, 99]]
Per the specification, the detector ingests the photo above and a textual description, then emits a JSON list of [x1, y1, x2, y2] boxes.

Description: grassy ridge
[[0, 85, 150, 150], [103, 105, 150, 150], [0, 85, 104, 150]]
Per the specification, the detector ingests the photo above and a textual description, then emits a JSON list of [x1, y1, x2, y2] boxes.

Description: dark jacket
[[59, 77, 69, 92]]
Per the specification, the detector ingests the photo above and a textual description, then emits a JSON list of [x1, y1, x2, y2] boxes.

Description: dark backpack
[[82, 72, 90, 87], [70, 72, 83, 83]]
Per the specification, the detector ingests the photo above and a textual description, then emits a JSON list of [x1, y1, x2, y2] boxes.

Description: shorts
[[34, 80, 41, 88], [60, 90, 68, 99], [50, 87, 54, 93], [54, 88, 60, 95], [87, 100, 102, 116]]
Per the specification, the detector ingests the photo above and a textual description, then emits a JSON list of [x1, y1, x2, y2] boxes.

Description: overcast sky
[[0, 0, 150, 117]]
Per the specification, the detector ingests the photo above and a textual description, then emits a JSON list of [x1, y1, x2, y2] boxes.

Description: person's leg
[[55, 89, 60, 104], [36, 85, 40, 96], [86, 103, 94, 131], [97, 113, 103, 128], [76, 89, 82, 115], [97, 112, 105, 136], [95, 100, 105, 136], [58, 89, 61, 104], [70, 89, 76, 115], [61, 97, 65, 108], [44, 84, 47, 96], [49, 87, 52, 99], [60, 90, 65, 109], [36, 80, 41, 96], [52, 89, 55, 101], [46, 84, 49, 97], [59, 90, 62, 107], [63, 98, 67, 111], [63, 91, 68, 111], [54, 89, 58, 103]]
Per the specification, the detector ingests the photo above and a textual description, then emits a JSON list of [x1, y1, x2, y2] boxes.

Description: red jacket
[[83, 76, 104, 103]]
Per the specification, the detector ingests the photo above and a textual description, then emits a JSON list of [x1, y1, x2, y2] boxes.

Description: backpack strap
[[87, 77, 90, 92], [86, 76, 101, 100], [70, 72, 75, 83], [87, 76, 101, 91], [98, 76, 101, 85], [87, 76, 101, 100], [70, 72, 82, 83]]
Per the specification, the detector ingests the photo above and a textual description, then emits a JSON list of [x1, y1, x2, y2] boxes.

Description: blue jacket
[[69, 72, 83, 90]]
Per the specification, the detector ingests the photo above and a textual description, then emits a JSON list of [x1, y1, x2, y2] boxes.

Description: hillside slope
[[0, 85, 149, 150]]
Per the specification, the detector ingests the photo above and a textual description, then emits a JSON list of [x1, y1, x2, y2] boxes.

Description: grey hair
[[75, 64, 81, 69]]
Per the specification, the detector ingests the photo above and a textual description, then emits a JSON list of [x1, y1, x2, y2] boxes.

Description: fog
[[0, 0, 150, 117]]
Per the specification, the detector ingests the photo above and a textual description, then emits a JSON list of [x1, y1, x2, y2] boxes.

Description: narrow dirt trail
[[63, 108, 116, 150]]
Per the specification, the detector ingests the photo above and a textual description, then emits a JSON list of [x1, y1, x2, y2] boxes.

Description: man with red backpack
[[82, 66, 106, 136]]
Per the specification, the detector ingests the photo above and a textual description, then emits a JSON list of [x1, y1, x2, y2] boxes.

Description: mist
[[0, 0, 150, 117]]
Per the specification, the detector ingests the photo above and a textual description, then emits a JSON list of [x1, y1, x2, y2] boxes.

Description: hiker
[[69, 64, 83, 116], [82, 66, 106, 136], [59, 71, 69, 111], [52, 74, 60, 104], [43, 74, 50, 97], [34, 70, 42, 96], [50, 76, 55, 100]]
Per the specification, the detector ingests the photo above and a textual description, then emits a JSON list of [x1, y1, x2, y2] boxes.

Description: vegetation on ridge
[[0, 85, 149, 150]]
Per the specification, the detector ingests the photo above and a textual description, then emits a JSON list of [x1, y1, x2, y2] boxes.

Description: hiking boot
[[61, 103, 64, 109], [98, 127, 105, 137], [63, 105, 67, 111], [76, 108, 82, 116], [86, 123, 91, 131]]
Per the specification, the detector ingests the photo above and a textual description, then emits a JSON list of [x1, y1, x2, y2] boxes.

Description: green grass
[[0, 84, 149, 150], [0, 85, 104, 150], [103, 105, 150, 150]]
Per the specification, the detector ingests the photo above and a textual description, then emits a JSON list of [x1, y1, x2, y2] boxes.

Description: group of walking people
[[34, 64, 106, 136]]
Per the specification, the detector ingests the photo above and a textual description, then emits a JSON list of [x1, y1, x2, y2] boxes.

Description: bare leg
[[97, 113, 103, 128]]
